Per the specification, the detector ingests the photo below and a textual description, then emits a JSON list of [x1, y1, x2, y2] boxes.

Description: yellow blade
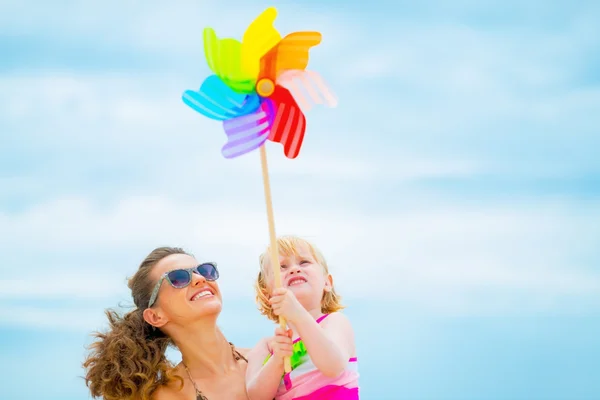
[[241, 7, 282, 78]]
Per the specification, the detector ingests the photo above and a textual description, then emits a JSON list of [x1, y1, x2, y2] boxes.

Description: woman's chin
[[199, 298, 223, 315]]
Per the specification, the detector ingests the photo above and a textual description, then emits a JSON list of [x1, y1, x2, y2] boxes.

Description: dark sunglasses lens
[[196, 263, 219, 281], [167, 269, 192, 288]]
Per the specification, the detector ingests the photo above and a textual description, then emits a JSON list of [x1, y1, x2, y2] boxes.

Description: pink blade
[[221, 102, 272, 158], [277, 70, 338, 113]]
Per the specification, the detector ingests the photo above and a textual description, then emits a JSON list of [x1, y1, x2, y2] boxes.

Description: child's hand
[[269, 287, 306, 322], [268, 327, 293, 364]]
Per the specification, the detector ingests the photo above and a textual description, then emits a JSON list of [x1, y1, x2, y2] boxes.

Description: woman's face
[[144, 253, 223, 328]]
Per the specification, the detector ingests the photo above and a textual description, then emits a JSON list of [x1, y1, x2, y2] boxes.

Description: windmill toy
[[182, 6, 337, 372]]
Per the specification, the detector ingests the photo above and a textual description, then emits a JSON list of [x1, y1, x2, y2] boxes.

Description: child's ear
[[324, 274, 333, 292]]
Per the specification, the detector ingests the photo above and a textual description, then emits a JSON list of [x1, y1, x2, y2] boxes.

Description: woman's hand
[[269, 287, 306, 323], [268, 327, 293, 364]]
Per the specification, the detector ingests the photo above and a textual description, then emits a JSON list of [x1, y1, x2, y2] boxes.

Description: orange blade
[[259, 31, 322, 81]]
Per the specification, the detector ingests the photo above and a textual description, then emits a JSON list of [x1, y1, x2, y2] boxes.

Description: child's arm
[[269, 288, 355, 378], [246, 328, 293, 400], [293, 311, 354, 377]]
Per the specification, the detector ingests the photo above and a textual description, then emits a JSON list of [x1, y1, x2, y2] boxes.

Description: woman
[[83, 246, 250, 400]]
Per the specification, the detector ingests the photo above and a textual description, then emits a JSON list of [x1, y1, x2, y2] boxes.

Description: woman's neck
[[175, 322, 236, 377]]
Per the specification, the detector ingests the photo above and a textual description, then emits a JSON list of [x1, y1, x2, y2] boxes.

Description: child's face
[[270, 243, 332, 306]]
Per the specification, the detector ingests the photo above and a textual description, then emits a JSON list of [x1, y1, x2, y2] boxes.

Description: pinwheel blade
[[267, 86, 306, 159], [277, 70, 338, 113], [241, 7, 282, 78], [182, 75, 260, 120], [221, 101, 273, 158], [259, 31, 322, 81], [203, 28, 256, 94]]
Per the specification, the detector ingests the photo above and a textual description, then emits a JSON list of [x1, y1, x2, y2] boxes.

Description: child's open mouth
[[287, 277, 307, 286]]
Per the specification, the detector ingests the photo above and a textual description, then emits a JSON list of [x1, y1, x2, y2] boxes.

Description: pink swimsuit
[[265, 314, 360, 399]]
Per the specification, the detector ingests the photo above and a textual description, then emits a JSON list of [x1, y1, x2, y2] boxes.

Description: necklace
[[181, 342, 247, 400]]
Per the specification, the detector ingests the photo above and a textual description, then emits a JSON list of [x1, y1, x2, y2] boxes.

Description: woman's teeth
[[191, 290, 212, 301]]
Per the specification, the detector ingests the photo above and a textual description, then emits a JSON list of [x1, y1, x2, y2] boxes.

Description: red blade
[[268, 86, 307, 159]]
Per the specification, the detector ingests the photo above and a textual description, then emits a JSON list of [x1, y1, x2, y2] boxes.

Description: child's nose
[[289, 265, 301, 273]]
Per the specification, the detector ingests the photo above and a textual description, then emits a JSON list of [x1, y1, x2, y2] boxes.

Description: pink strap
[[315, 314, 330, 324], [293, 314, 331, 344]]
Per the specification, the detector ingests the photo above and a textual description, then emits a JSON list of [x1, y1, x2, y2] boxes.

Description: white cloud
[[331, 17, 600, 177], [0, 72, 476, 188], [0, 305, 107, 332], [1, 0, 350, 58], [2, 0, 599, 333], [0, 299, 273, 337], [0, 267, 128, 300], [340, 4, 600, 82], [1, 194, 598, 320]]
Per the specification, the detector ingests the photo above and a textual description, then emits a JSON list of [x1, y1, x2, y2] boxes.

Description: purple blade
[[221, 102, 272, 159]]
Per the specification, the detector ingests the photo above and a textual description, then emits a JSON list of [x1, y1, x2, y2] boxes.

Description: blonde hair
[[255, 235, 344, 322]]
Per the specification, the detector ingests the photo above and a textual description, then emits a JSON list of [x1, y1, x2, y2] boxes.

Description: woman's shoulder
[[151, 367, 189, 400], [151, 384, 188, 400]]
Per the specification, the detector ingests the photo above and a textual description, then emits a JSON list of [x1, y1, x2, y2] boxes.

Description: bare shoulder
[[321, 312, 356, 356], [151, 367, 188, 400], [321, 312, 353, 330], [151, 384, 187, 400]]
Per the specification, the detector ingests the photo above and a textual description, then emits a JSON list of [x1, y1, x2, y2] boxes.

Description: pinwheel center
[[256, 78, 275, 97]]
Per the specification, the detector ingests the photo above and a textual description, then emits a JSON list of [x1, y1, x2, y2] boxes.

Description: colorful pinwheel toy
[[182, 6, 337, 159], [181, 6, 337, 372]]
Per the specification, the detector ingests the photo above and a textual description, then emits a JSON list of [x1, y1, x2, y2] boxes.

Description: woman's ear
[[143, 307, 168, 328]]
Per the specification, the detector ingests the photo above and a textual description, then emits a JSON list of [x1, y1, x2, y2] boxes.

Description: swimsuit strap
[[315, 313, 330, 324]]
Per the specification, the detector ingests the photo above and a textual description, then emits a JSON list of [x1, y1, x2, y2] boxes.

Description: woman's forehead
[[154, 254, 197, 275]]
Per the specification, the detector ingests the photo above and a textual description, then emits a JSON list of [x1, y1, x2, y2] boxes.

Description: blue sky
[[1, 0, 599, 399]]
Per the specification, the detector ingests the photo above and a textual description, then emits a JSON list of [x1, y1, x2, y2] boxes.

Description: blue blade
[[182, 75, 260, 121]]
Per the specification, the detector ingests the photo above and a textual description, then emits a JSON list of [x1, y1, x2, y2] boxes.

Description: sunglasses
[[147, 262, 219, 308]]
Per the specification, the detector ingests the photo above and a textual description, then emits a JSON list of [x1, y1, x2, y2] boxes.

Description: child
[[246, 235, 359, 400]]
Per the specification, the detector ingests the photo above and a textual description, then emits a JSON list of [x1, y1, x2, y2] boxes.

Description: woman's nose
[[191, 271, 207, 285]]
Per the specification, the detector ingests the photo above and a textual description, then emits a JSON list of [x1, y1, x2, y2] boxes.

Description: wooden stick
[[259, 144, 292, 373]]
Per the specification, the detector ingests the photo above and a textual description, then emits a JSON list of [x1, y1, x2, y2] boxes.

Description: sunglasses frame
[[147, 262, 219, 308]]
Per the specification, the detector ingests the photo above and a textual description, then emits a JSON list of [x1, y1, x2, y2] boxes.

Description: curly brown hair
[[255, 235, 344, 322], [83, 247, 189, 400]]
